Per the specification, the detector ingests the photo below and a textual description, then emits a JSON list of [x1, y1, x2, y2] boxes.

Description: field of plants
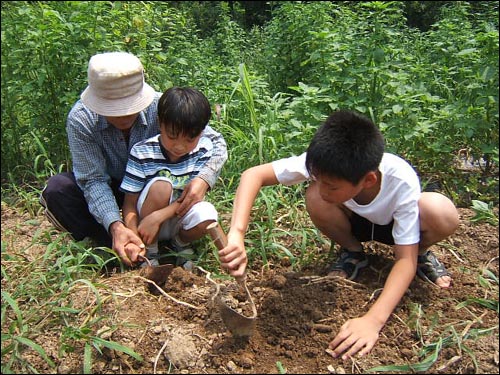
[[1, 1, 498, 374]]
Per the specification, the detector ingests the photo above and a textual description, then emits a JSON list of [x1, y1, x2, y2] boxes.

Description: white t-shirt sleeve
[[271, 152, 309, 185], [391, 187, 421, 245]]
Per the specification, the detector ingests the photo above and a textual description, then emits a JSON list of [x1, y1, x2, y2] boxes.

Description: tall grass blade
[[15, 336, 56, 368], [367, 338, 442, 373], [83, 342, 92, 374], [1, 291, 24, 331], [92, 336, 143, 361]]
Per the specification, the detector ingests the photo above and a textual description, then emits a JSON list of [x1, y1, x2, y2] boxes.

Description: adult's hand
[[109, 221, 145, 266], [175, 177, 209, 217]]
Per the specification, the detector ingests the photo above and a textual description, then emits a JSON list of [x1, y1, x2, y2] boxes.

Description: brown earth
[[1, 204, 499, 374]]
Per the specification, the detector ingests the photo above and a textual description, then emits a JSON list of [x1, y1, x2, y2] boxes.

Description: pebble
[[227, 360, 238, 371], [327, 364, 346, 374], [152, 325, 163, 334], [312, 323, 332, 333], [238, 353, 254, 368]]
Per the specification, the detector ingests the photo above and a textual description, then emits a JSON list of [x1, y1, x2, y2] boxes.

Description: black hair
[[305, 110, 385, 184], [157, 87, 211, 138]]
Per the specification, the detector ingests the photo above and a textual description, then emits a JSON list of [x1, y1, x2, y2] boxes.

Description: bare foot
[[434, 275, 452, 288]]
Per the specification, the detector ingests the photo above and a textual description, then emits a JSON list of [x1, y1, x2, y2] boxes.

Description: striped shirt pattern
[[120, 134, 214, 200], [66, 92, 227, 231]]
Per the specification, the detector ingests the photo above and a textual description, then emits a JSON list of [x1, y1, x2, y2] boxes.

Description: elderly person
[[40, 52, 227, 267]]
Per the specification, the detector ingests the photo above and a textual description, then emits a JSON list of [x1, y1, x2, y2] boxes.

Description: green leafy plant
[[276, 360, 287, 374], [470, 200, 499, 226]]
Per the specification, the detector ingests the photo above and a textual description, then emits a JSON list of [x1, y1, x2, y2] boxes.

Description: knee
[[42, 172, 78, 202], [305, 184, 322, 221], [420, 192, 459, 236], [145, 180, 173, 205], [192, 201, 218, 219], [182, 201, 218, 230], [305, 184, 342, 224]]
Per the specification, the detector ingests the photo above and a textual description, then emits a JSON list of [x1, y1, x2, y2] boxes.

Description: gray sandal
[[328, 249, 369, 280], [417, 250, 450, 284]]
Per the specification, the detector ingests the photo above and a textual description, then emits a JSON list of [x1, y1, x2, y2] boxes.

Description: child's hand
[[176, 177, 209, 217], [218, 234, 248, 278], [327, 315, 382, 360], [110, 222, 145, 266], [124, 242, 146, 266], [138, 212, 161, 245]]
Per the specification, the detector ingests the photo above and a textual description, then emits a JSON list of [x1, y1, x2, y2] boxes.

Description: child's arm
[[113, 193, 146, 265], [175, 177, 209, 217], [328, 244, 418, 359], [138, 201, 181, 245], [123, 193, 140, 234], [219, 163, 279, 277]]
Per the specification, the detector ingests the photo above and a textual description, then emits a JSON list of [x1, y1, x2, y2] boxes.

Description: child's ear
[[362, 171, 379, 188]]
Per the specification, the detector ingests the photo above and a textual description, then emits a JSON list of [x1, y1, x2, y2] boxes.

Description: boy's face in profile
[[159, 124, 201, 162], [313, 173, 365, 204]]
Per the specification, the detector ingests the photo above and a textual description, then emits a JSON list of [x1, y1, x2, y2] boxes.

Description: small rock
[[281, 256, 292, 267], [227, 360, 238, 371], [327, 365, 346, 374], [400, 348, 413, 359], [312, 323, 332, 333], [152, 325, 163, 334], [96, 326, 113, 340], [237, 353, 254, 368]]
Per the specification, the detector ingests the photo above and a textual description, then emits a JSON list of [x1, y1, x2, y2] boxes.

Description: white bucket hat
[[81, 52, 155, 116]]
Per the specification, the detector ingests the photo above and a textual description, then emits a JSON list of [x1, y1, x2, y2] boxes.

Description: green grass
[[1, 228, 141, 373], [366, 264, 499, 373]]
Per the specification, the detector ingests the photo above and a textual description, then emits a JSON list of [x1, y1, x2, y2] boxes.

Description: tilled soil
[[1, 205, 499, 374]]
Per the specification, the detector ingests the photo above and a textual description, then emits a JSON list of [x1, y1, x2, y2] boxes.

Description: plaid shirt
[[66, 93, 227, 232]]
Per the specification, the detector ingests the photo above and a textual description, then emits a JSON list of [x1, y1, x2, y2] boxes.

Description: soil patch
[[1, 205, 499, 374]]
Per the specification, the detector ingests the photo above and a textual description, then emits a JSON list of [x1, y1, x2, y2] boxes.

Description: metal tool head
[[139, 257, 174, 295], [216, 295, 256, 337]]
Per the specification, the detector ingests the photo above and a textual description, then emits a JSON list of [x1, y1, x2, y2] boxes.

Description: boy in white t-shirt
[[218, 109, 459, 360]]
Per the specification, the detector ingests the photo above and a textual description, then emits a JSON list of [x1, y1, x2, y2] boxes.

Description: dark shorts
[[350, 212, 395, 245]]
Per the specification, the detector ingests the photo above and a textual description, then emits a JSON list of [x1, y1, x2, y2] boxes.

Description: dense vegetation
[[1, 2, 498, 373], [1, 1, 498, 207]]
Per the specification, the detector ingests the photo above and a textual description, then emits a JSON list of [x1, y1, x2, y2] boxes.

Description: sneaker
[[416, 250, 451, 286], [170, 236, 195, 271], [139, 255, 160, 268]]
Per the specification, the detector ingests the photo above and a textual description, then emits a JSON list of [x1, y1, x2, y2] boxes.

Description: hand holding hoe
[[206, 222, 257, 337]]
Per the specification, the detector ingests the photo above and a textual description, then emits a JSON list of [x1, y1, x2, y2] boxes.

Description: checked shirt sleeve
[[196, 124, 228, 188], [66, 108, 123, 232]]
